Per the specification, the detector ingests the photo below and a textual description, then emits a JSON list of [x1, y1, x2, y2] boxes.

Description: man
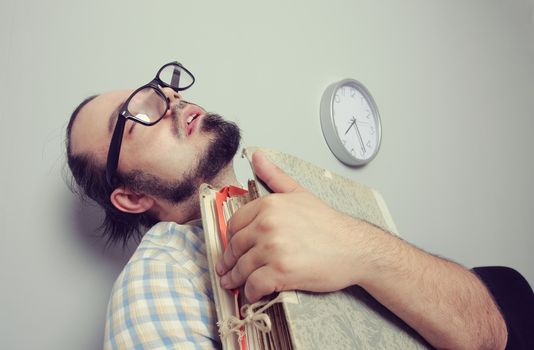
[[67, 62, 507, 349]]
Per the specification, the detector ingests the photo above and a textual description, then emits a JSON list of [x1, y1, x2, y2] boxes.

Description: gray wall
[[1, 1, 533, 349]]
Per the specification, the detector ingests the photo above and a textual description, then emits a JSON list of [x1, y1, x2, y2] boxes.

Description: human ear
[[109, 187, 154, 214]]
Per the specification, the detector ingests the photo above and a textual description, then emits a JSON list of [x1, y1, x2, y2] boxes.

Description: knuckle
[[226, 219, 235, 236], [229, 240, 239, 259], [273, 256, 292, 275], [223, 248, 235, 268], [268, 264, 291, 293], [245, 274, 265, 301], [257, 215, 277, 233], [244, 283, 257, 302], [274, 279, 289, 293], [264, 235, 284, 252], [230, 264, 243, 285], [263, 194, 279, 206]]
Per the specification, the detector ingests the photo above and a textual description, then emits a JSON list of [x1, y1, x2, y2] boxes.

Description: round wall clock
[[320, 79, 382, 166]]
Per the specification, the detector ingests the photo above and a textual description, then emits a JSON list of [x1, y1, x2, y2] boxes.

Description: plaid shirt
[[104, 220, 220, 349]]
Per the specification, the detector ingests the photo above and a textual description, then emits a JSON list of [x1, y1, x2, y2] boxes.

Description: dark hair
[[65, 95, 157, 246]]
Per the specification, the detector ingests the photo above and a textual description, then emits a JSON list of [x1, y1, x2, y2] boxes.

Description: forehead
[[69, 89, 133, 158]]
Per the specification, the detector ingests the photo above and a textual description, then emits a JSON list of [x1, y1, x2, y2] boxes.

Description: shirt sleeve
[[103, 258, 220, 350]]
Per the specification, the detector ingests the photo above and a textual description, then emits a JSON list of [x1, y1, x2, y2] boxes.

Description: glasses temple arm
[[171, 66, 181, 89], [106, 116, 127, 188]]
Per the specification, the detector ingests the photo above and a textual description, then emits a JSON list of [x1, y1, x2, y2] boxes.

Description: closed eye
[[127, 120, 137, 134]]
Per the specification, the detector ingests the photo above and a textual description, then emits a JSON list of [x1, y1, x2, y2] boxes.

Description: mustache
[[169, 105, 222, 140], [170, 100, 223, 138]]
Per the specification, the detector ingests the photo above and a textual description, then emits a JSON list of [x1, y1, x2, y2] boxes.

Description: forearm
[[349, 222, 507, 350]]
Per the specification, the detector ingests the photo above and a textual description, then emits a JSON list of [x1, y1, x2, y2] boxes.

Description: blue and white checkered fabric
[[104, 220, 220, 349]]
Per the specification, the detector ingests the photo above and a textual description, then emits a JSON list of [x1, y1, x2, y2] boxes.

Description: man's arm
[[215, 151, 507, 350]]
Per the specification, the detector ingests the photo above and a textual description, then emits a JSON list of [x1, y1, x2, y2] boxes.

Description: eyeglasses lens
[[128, 87, 167, 124], [158, 65, 193, 90]]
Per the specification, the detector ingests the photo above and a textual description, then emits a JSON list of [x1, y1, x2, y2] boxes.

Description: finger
[[216, 224, 257, 275], [252, 151, 303, 194], [244, 266, 278, 303], [226, 197, 262, 238], [219, 246, 264, 290]]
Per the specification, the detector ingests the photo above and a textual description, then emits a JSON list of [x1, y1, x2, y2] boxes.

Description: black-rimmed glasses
[[105, 61, 195, 188]]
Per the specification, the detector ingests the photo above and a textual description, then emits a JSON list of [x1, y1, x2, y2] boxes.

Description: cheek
[[120, 137, 201, 180]]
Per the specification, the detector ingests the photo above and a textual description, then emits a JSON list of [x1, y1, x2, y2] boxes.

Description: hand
[[215, 151, 376, 302]]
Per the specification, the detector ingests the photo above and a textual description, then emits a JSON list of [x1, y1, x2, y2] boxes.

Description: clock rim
[[320, 78, 382, 166]]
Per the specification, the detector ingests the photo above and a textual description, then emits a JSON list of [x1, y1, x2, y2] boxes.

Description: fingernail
[[220, 275, 229, 288], [215, 261, 224, 275]]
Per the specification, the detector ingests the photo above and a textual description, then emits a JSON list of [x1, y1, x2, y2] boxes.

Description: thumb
[[252, 151, 303, 193]]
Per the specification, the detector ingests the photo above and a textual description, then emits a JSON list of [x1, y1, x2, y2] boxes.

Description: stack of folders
[[199, 147, 432, 350]]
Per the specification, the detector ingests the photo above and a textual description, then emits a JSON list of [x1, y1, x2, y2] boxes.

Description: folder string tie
[[218, 293, 284, 339]]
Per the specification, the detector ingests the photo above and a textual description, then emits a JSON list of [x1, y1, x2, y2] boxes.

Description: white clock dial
[[320, 79, 381, 166], [333, 85, 378, 161]]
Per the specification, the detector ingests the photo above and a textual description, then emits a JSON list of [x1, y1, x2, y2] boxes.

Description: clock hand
[[344, 118, 356, 135], [354, 120, 366, 154]]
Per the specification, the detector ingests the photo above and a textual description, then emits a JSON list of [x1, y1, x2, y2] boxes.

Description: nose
[[160, 87, 183, 119], [161, 87, 182, 103]]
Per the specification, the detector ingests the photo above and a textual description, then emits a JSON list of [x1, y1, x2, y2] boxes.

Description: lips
[[182, 105, 205, 136]]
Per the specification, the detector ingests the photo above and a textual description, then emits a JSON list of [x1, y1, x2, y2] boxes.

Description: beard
[[121, 113, 241, 204], [195, 113, 242, 182]]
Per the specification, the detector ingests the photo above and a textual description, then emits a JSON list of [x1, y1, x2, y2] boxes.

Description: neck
[[209, 161, 241, 189]]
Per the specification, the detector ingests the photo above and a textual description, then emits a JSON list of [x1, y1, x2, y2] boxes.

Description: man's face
[[70, 88, 240, 219]]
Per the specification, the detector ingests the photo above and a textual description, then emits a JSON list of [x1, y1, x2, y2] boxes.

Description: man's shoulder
[[125, 219, 207, 269], [104, 220, 218, 348], [108, 219, 211, 299]]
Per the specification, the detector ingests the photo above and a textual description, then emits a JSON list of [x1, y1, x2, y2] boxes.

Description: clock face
[[320, 79, 381, 166], [332, 84, 379, 161]]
